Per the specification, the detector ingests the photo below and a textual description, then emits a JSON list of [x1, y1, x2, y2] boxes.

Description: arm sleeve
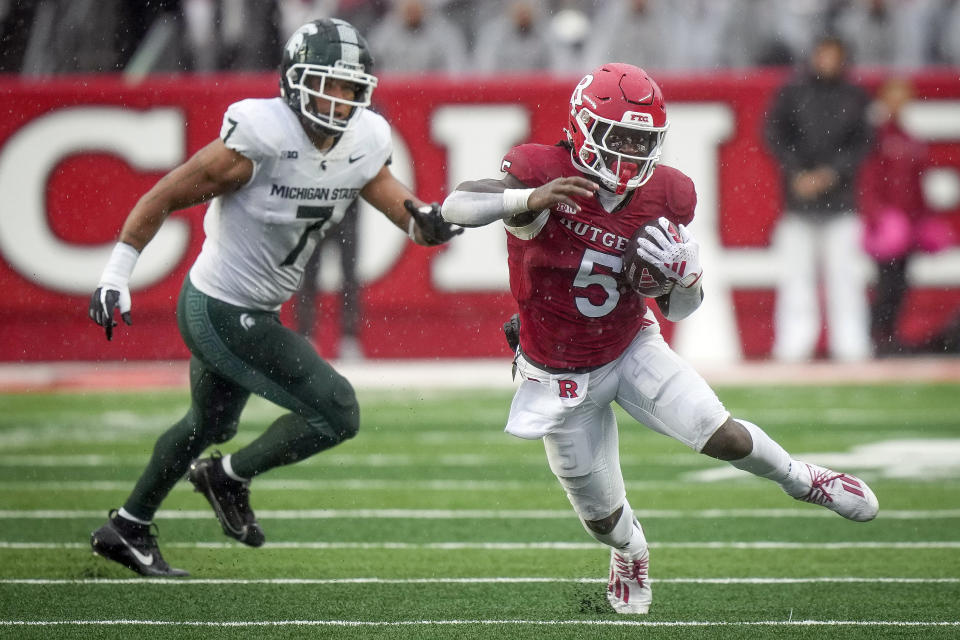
[[442, 190, 516, 226], [657, 279, 704, 322]]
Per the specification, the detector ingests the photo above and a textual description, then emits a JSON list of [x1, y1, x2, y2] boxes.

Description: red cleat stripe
[[842, 483, 865, 497]]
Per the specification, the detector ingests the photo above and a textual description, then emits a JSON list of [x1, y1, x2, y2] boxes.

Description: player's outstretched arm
[[442, 174, 597, 228], [89, 139, 253, 340], [360, 164, 462, 246]]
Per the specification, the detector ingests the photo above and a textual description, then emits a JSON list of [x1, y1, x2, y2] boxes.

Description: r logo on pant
[[558, 379, 579, 398]]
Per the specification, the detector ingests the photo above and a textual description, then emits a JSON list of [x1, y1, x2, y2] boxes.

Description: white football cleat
[[607, 545, 652, 614], [787, 462, 879, 522]]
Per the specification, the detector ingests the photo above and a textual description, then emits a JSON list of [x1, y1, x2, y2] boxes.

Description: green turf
[[0, 383, 959, 639]]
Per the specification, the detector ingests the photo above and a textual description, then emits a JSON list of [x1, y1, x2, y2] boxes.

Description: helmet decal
[[284, 23, 319, 61]]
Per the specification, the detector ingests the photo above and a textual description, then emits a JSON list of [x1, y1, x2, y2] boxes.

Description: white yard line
[[4, 541, 960, 551], [0, 619, 957, 628], [1, 508, 958, 519], [0, 479, 569, 492], [1, 577, 958, 585]]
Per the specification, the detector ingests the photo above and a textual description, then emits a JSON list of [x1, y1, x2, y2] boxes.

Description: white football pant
[[505, 313, 730, 521]]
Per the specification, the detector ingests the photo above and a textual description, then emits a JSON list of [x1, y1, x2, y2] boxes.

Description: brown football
[[622, 222, 676, 298]]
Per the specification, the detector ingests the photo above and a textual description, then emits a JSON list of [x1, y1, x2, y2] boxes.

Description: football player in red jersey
[[442, 63, 879, 615]]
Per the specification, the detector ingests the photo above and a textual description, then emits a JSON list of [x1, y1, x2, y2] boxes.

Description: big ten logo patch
[[558, 379, 579, 398]]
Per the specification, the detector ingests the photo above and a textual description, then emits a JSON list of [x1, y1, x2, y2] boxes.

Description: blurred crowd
[[2, 0, 960, 76]]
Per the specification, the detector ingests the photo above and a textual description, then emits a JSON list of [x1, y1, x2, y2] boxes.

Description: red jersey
[[503, 143, 696, 370]]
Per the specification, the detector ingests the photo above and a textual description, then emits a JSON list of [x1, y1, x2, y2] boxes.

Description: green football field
[[1, 382, 958, 639]]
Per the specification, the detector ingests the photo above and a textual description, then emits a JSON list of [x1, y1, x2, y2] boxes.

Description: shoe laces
[[611, 551, 648, 587], [802, 465, 844, 506]]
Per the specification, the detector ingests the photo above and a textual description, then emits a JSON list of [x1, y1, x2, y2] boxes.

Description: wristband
[[100, 242, 140, 287], [503, 188, 535, 215], [407, 216, 417, 241]]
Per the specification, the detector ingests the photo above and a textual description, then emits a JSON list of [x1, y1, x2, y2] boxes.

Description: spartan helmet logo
[[285, 22, 319, 61]]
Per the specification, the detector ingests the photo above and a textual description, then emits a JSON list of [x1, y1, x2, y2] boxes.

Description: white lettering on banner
[[660, 104, 738, 363], [903, 101, 960, 286], [3, 97, 959, 361], [430, 105, 530, 290], [0, 107, 189, 294]]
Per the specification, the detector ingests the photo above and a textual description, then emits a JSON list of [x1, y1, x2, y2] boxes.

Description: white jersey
[[189, 97, 392, 311]]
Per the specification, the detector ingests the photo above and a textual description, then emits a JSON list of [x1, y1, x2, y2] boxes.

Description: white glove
[[634, 217, 703, 288], [88, 242, 139, 341]]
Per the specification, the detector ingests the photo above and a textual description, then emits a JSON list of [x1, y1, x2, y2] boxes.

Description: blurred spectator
[[16, 0, 186, 74], [584, 0, 672, 72], [0, 0, 38, 72], [547, 3, 592, 74], [277, 0, 388, 39], [764, 35, 874, 362], [723, 0, 826, 67], [859, 76, 954, 355], [6, 0, 960, 75], [930, 0, 960, 65], [293, 203, 364, 360], [367, 0, 468, 74], [472, 0, 559, 74], [767, 0, 833, 64], [664, 0, 734, 71], [834, 0, 935, 69], [183, 0, 279, 71]]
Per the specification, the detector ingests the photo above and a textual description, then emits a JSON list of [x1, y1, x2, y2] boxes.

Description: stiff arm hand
[[441, 175, 597, 227], [527, 176, 598, 213]]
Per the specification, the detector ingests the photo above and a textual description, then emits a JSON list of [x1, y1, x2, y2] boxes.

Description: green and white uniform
[[123, 98, 391, 521], [191, 97, 391, 310]]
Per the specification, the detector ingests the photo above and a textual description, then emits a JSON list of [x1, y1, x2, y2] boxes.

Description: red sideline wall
[[0, 70, 958, 362]]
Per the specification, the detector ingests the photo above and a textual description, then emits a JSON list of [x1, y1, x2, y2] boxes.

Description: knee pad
[[306, 375, 359, 443], [551, 470, 626, 523], [329, 375, 360, 441], [582, 500, 635, 549], [191, 403, 240, 445]]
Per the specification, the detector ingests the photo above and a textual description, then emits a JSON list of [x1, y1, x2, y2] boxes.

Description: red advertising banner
[[1, 70, 958, 362]]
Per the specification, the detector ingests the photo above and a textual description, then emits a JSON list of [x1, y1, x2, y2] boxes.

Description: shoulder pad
[[657, 166, 697, 224], [502, 144, 572, 188]]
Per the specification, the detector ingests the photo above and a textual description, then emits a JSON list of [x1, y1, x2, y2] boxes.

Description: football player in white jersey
[[87, 18, 461, 577]]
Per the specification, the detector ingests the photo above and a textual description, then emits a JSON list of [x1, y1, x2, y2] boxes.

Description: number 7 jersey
[[190, 97, 392, 311], [503, 143, 696, 370]]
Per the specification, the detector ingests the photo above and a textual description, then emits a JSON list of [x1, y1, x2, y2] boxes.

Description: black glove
[[88, 287, 132, 341], [502, 313, 520, 353], [404, 200, 464, 246]]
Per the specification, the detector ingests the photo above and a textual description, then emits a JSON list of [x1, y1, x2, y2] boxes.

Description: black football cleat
[[90, 511, 189, 577], [188, 453, 265, 547]]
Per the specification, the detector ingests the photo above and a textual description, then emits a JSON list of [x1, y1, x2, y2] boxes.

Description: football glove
[[88, 242, 138, 341], [634, 217, 703, 288], [502, 313, 521, 353], [404, 200, 464, 246]]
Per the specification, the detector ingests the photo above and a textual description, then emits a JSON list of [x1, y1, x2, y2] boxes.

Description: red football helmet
[[566, 63, 668, 194]]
